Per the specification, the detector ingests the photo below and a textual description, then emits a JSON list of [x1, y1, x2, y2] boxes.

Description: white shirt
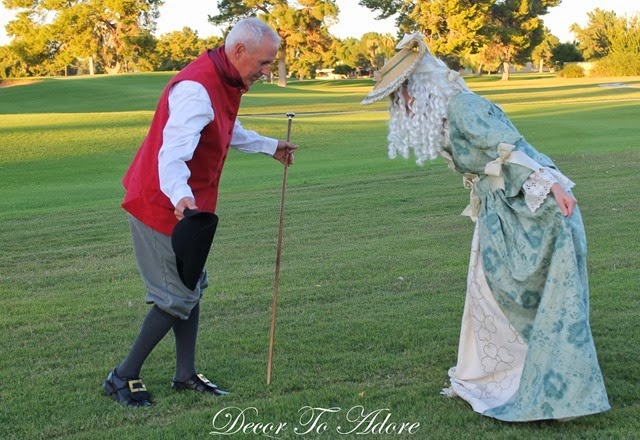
[[158, 80, 278, 206]]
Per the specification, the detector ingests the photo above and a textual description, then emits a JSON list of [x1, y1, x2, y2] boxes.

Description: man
[[103, 17, 298, 407]]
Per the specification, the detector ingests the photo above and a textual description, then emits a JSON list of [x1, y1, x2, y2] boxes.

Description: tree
[[3, 0, 162, 75], [209, 0, 338, 86], [404, 0, 491, 55], [280, 0, 338, 80], [332, 37, 360, 67], [609, 14, 640, 56], [361, 0, 561, 80], [570, 8, 617, 60], [570, 8, 637, 60], [202, 35, 224, 51], [466, 39, 503, 75], [487, 0, 560, 80], [574, 10, 640, 76], [358, 0, 413, 37], [332, 36, 374, 76], [324, 33, 396, 78], [3, 5, 64, 76], [531, 28, 559, 72], [0, 45, 28, 78], [361, 32, 396, 71], [155, 27, 206, 71], [551, 42, 583, 69]]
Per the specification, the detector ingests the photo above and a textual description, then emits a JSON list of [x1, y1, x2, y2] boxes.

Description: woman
[[362, 34, 610, 422]]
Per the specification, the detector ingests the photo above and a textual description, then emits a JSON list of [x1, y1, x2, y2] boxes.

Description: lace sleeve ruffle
[[522, 167, 575, 213]]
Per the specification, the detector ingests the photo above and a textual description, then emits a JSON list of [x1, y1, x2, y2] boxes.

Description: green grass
[[1, 73, 639, 439]]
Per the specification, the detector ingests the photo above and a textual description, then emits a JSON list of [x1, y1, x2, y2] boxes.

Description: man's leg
[[173, 301, 199, 382], [117, 304, 178, 379], [170, 300, 229, 396], [104, 304, 178, 406]]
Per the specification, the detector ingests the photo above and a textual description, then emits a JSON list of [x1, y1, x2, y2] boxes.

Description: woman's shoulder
[[449, 92, 490, 112], [447, 92, 494, 123]]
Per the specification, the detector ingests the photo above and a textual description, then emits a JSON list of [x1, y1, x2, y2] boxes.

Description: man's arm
[[158, 80, 213, 219]]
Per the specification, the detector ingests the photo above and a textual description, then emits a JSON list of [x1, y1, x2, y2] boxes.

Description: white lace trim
[[440, 387, 458, 398], [548, 168, 575, 191], [522, 167, 575, 213]]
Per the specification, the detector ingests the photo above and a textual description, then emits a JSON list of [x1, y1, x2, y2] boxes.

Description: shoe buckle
[[128, 379, 147, 393], [197, 373, 213, 386]]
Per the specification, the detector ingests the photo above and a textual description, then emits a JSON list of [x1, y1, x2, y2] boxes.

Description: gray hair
[[226, 17, 280, 51]]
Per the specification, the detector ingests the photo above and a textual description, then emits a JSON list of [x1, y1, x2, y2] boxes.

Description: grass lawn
[[0, 73, 639, 439]]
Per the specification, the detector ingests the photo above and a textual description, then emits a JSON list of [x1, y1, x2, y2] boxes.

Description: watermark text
[[210, 405, 421, 437]]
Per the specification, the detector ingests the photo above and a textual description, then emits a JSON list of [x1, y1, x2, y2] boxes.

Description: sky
[[0, 0, 638, 46]]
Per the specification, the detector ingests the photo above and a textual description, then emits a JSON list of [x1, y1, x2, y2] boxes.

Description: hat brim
[[361, 45, 425, 106], [171, 210, 218, 291]]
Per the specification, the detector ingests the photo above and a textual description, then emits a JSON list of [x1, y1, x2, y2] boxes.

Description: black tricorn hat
[[171, 209, 219, 290]]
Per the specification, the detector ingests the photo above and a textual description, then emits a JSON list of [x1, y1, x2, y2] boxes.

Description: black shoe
[[103, 369, 152, 407], [171, 373, 229, 396]]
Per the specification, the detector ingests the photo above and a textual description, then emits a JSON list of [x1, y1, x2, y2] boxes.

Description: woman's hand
[[551, 183, 577, 217]]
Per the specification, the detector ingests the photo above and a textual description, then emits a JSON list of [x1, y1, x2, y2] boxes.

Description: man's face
[[230, 36, 279, 88]]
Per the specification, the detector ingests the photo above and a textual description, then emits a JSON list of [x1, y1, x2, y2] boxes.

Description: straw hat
[[361, 33, 428, 105]]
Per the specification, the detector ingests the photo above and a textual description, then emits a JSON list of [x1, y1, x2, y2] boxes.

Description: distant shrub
[[590, 52, 640, 77], [333, 65, 354, 76], [558, 64, 585, 78]]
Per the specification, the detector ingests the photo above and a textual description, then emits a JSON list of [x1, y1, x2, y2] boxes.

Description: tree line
[[1, 0, 638, 81]]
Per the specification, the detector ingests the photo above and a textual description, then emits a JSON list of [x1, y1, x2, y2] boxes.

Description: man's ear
[[231, 43, 246, 60]]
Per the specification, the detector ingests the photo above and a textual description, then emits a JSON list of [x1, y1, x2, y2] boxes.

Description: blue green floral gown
[[441, 92, 610, 421]]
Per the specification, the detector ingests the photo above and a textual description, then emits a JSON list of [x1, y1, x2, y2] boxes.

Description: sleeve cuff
[[168, 186, 194, 208], [522, 167, 574, 213]]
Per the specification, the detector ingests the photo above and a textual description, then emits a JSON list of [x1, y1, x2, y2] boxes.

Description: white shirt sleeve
[[158, 80, 214, 207], [230, 119, 278, 155]]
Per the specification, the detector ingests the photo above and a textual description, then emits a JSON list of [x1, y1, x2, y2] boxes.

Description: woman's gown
[[440, 92, 610, 421]]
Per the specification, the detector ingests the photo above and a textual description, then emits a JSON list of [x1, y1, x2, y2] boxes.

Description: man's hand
[[174, 196, 197, 220], [550, 183, 577, 217], [273, 140, 299, 166]]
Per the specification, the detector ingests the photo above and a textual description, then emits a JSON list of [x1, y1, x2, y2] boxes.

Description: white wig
[[387, 54, 470, 166]]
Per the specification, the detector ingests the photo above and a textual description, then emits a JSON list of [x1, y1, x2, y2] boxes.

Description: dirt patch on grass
[[0, 79, 41, 88]]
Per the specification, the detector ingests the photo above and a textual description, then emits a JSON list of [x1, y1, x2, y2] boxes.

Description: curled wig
[[387, 55, 469, 166]]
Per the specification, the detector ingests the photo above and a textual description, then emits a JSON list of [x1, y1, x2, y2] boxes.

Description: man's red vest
[[122, 51, 243, 235]]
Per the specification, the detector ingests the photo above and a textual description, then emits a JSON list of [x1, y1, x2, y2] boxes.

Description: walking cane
[[267, 112, 295, 385]]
